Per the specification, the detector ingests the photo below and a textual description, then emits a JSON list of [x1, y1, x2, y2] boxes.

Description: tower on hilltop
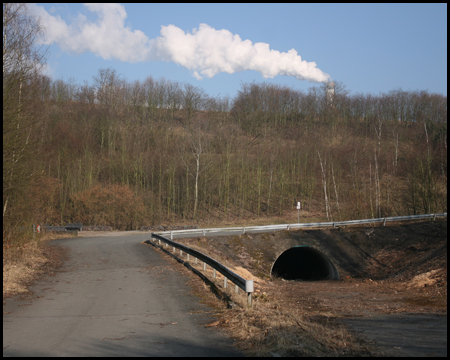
[[326, 81, 335, 106]]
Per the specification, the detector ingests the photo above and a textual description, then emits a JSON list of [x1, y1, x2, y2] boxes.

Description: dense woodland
[[3, 4, 447, 244]]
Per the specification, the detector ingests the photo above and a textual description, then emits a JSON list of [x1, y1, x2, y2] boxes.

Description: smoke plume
[[30, 3, 330, 83]]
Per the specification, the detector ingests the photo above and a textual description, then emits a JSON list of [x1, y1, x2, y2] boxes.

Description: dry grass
[[220, 304, 372, 357], [3, 232, 75, 298], [203, 273, 372, 356]]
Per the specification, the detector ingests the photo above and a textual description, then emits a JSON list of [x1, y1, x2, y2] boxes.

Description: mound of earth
[[178, 220, 446, 285], [176, 220, 447, 314]]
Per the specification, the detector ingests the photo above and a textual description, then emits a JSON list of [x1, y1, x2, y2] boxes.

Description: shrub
[[71, 184, 145, 230]]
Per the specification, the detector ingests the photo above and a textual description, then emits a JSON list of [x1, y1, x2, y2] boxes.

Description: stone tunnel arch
[[271, 245, 340, 280]]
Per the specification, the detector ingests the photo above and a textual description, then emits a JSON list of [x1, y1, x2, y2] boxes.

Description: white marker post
[[297, 201, 301, 223]]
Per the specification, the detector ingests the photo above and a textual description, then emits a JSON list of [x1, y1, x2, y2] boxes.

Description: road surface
[[3, 234, 243, 357]]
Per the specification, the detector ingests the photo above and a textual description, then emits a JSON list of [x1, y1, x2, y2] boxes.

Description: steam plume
[[30, 3, 330, 83]]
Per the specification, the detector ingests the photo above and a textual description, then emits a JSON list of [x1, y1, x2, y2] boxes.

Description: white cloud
[[30, 3, 331, 83]]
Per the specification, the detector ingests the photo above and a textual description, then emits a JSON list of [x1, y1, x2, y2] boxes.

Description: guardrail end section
[[245, 279, 254, 293]]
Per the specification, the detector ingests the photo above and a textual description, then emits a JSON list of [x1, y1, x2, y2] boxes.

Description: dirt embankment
[[177, 220, 447, 288], [174, 220, 447, 318], [173, 220, 446, 356]]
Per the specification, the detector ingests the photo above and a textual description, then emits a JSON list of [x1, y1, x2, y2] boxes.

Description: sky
[[30, 3, 447, 99]]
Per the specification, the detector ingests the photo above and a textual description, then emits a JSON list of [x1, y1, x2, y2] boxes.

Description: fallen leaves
[[205, 320, 221, 327]]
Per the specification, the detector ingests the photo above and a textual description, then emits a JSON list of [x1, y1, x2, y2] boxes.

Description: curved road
[[3, 234, 243, 357]]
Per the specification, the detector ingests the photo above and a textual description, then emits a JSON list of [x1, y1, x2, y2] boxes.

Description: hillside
[[4, 65, 447, 251]]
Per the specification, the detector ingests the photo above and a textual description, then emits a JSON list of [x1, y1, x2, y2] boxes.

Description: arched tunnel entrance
[[271, 245, 340, 281]]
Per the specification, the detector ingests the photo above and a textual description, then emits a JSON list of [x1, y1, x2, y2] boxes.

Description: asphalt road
[[343, 314, 447, 357], [3, 234, 243, 357]]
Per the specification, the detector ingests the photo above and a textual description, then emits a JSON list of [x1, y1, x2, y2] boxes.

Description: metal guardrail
[[147, 233, 254, 307], [153, 213, 447, 239]]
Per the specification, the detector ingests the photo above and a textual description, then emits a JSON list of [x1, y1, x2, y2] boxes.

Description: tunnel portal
[[271, 245, 339, 281]]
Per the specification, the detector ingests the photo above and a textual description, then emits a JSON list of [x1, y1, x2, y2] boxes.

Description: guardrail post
[[235, 285, 239, 294], [213, 269, 216, 279], [383, 218, 386, 226], [224, 277, 227, 289], [203, 262, 206, 271], [203, 230, 206, 236], [333, 222, 336, 228], [187, 253, 190, 261], [158, 239, 161, 245], [170, 231, 173, 240], [173, 246, 175, 253], [246, 280, 254, 307], [180, 249, 183, 256], [434, 214, 437, 221]]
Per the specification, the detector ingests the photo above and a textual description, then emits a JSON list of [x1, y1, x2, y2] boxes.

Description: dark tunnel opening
[[271, 245, 339, 281]]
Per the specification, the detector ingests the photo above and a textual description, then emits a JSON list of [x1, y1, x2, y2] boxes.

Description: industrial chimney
[[326, 81, 335, 105]]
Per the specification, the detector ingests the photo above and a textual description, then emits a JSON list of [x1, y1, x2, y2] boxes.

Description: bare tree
[[75, 80, 96, 104], [3, 3, 48, 225], [93, 67, 125, 111], [182, 83, 205, 125], [317, 151, 331, 221], [166, 80, 183, 120], [180, 117, 212, 220], [331, 162, 340, 220]]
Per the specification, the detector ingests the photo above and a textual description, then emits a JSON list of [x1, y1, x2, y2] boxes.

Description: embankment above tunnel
[[175, 220, 447, 285]]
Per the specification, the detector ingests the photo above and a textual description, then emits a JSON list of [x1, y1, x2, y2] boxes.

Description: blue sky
[[32, 3, 447, 99]]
